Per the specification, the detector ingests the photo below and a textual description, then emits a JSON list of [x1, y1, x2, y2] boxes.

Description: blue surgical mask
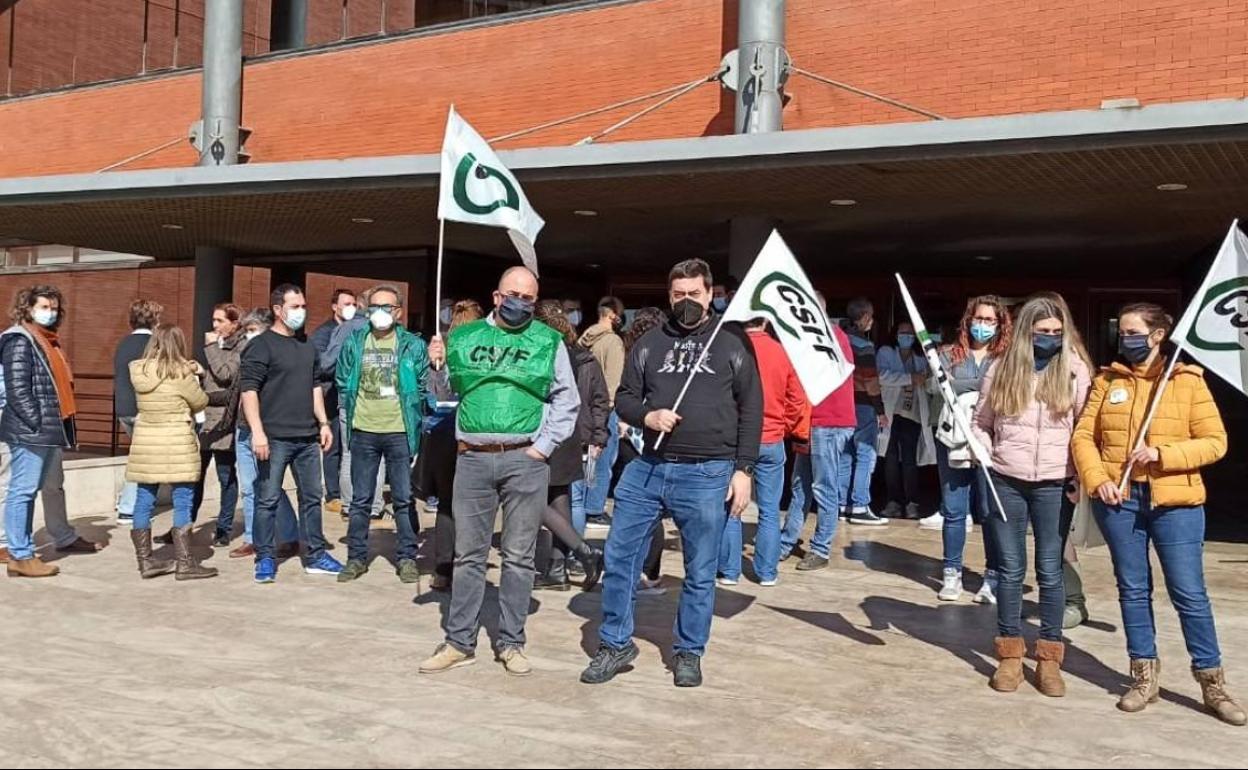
[[712, 297, 729, 314], [929, 333, 943, 345], [897, 334, 916, 349], [1118, 334, 1152, 365], [1033, 334, 1063, 370], [32, 308, 58, 328], [284, 308, 307, 332], [567, 310, 583, 328], [970, 322, 997, 344], [498, 295, 535, 328]]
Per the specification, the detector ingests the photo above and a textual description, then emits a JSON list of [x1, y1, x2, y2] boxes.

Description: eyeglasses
[[971, 316, 998, 324], [368, 304, 399, 314]]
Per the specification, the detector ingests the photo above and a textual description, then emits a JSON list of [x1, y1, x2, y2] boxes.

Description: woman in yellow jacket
[[1072, 302, 1243, 726], [126, 324, 217, 581]]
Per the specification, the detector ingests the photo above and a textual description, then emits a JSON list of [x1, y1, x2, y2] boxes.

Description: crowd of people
[[0, 262, 1242, 725]]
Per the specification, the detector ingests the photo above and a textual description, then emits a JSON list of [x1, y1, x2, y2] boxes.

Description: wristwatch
[[739, 464, 756, 478]]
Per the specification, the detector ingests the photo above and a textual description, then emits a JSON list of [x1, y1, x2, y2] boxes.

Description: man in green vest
[[333, 284, 429, 584], [419, 266, 580, 678]]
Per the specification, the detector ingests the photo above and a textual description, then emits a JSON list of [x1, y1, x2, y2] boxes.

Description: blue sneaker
[[426, 496, 439, 513], [305, 553, 343, 575], [254, 557, 277, 584]]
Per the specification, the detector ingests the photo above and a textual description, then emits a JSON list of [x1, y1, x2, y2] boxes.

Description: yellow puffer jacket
[[126, 360, 210, 484], [1072, 359, 1226, 507]]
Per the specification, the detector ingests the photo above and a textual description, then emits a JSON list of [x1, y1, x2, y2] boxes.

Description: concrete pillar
[[193, 247, 235, 347], [199, 0, 244, 167], [269, 0, 308, 51]]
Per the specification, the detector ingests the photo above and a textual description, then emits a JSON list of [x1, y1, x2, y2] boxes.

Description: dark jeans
[[984, 472, 1071, 641], [347, 431, 417, 564], [1094, 483, 1221, 669], [323, 412, 343, 501], [193, 449, 238, 532], [425, 429, 458, 579], [884, 415, 921, 506], [254, 437, 327, 563]]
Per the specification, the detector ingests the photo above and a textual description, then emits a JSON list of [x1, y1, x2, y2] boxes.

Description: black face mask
[[498, 295, 535, 328], [1119, 334, 1153, 365], [670, 298, 706, 329]]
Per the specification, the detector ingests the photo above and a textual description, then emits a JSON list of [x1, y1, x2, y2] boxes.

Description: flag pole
[[1118, 344, 1184, 494], [433, 217, 446, 370], [652, 315, 728, 451]]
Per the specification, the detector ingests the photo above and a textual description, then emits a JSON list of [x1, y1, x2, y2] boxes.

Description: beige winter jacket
[[125, 360, 210, 484], [578, 322, 625, 405]]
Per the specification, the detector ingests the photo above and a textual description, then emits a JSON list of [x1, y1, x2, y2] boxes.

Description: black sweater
[[615, 314, 762, 471], [112, 331, 151, 420], [239, 330, 324, 439]]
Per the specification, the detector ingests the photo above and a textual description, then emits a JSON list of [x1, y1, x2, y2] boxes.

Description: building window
[[0, 245, 153, 270]]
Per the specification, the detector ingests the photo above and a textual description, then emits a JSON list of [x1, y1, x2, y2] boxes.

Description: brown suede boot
[[990, 636, 1026, 692], [129, 529, 174, 579], [1034, 639, 1067, 697], [1118, 658, 1160, 713], [7, 556, 59, 578], [171, 525, 218, 581], [1194, 668, 1247, 726]]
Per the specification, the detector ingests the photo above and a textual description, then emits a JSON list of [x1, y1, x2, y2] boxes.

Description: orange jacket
[[1072, 360, 1226, 507]]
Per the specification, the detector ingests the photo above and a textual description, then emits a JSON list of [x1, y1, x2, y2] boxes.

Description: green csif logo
[[749, 272, 845, 364], [453, 152, 520, 216], [1187, 276, 1248, 352]]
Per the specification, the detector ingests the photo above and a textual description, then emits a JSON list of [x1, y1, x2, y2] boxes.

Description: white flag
[[438, 106, 544, 274], [1173, 220, 1248, 394], [722, 230, 852, 403]]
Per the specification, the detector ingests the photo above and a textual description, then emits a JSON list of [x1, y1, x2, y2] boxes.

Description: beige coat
[[125, 360, 210, 484], [578, 322, 625, 405]]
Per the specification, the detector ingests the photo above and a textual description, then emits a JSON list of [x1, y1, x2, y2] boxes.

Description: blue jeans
[[117, 418, 138, 515], [718, 441, 785, 581], [936, 443, 1000, 573], [133, 483, 194, 530], [235, 427, 299, 545], [600, 457, 733, 656], [984, 472, 1070, 641], [346, 431, 418, 563], [3, 444, 58, 560], [839, 404, 879, 510], [781, 426, 852, 559], [1094, 484, 1221, 669], [574, 410, 620, 527], [254, 437, 325, 561]]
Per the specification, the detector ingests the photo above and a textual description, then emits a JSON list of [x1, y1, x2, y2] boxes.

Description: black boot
[[534, 552, 570, 592], [576, 544, 604, 592]]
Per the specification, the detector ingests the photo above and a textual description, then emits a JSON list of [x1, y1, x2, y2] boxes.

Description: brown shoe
[[130, 529, 174, 579], [990, 636, 1026, 692], [1118, 658, 1161, 713], [276, 541, 300, 559], [325, 499, 344, 516], [171, 525, 218, 581], [1194, 667, 1247, 726], [229, 543, 256, 559], [0, 547, 9, 564], [1033, 639, 1067, 698], [57, 536, 104, 554], [7, 556, 60, 578]]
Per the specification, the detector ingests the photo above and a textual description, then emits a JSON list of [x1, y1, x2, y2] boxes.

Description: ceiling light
[[1156, 183, 1188, 192], [351, 217, 375, 224], [829, 199, 858, 206], [974, 255, 995, 262], [586, 263, 601, 269], [161, 223, 183, 230], [574, 210, 598, 217]]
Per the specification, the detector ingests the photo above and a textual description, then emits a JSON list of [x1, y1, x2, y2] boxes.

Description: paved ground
[[3, 502, 1247, 768]]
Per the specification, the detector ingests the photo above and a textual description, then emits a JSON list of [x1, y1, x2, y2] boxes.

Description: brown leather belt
[[457, 440, 533, 455]]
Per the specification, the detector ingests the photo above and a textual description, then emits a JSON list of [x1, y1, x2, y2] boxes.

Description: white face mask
[[245, 329, 262, 341], [284, 308, 307, 332], [340, 305, 357, 322], [370, 308, 395, 331], [32, 308, 57, 328]]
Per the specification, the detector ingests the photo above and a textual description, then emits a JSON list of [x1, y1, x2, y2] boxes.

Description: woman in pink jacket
[[972, 293, 1091, 698]]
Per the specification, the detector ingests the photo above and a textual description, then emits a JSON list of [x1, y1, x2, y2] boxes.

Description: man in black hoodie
[[581, 258, 762, 689]]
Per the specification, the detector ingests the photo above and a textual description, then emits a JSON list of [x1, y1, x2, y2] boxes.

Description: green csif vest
[[447, 318, 562, 436]]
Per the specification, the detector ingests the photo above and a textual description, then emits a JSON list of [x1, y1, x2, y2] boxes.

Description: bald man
[[420, 266, 580, 677]]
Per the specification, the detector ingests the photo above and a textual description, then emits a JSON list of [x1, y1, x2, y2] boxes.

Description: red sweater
[[747, 329, 807, 444], [810, 326, 857, 429]]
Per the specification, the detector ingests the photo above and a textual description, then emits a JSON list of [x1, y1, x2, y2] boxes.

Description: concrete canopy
[[1, 98, 1246, 276]]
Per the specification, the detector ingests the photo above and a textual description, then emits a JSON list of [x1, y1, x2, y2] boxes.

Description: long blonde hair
[[988, 294, 1087, 417], [140, 324, 194, 380]]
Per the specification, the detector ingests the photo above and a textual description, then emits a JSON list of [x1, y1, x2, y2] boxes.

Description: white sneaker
[[717, 576, 739, 587], [636, 577, 667, 597], [973, 571, 999, 605], [759, 578, 778, 587], [966, 513, 974, 531], [918, 511, 944, 530], [938, 568, 963, 601]]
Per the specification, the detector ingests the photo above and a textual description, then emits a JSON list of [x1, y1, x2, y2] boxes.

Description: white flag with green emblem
[[438, 106, 545, 274], [721, 230, 852, 403], [1172, 220, 1248, 394]]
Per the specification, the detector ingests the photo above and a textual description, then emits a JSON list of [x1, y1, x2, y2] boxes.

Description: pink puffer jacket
[[972, 357, 1092, 482]]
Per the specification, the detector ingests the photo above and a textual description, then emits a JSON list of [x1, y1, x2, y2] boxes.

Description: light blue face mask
[[970, 322, 997, 344], [711, 298, 729, 314], [897, 334, 916, 349], [928, 333, 943, 345]]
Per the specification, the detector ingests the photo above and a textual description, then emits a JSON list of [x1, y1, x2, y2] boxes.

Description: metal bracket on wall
[[187, 120, 253, 164], [719, 47, 792, 94]]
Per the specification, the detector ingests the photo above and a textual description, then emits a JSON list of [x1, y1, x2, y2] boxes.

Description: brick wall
[[2, 0, 1244, 178]]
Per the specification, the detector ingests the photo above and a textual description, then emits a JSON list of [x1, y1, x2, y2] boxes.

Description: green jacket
[[336, 325, 430, 455]]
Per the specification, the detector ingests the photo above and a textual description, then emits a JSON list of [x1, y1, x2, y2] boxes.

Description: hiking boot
[[938, 568, 963, 602], [7, 556, 59, 578], [1034, 639, 1066, 698], [396, 559, 420, 584], [1118, 658, 1160, 713], [580, 642, 640, 685], [172, 525, 218, 581], [796, 553, 829, 571], [324, 499, 343, 516], [337, 559, 369, 583], [419, 643, 476, 675], [1194, 667, 1247, 726], [990, 636, 1026, 692], [498, 647, 533, 677], [130, 529, 174, 579], [672, 652, 703, 688]]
